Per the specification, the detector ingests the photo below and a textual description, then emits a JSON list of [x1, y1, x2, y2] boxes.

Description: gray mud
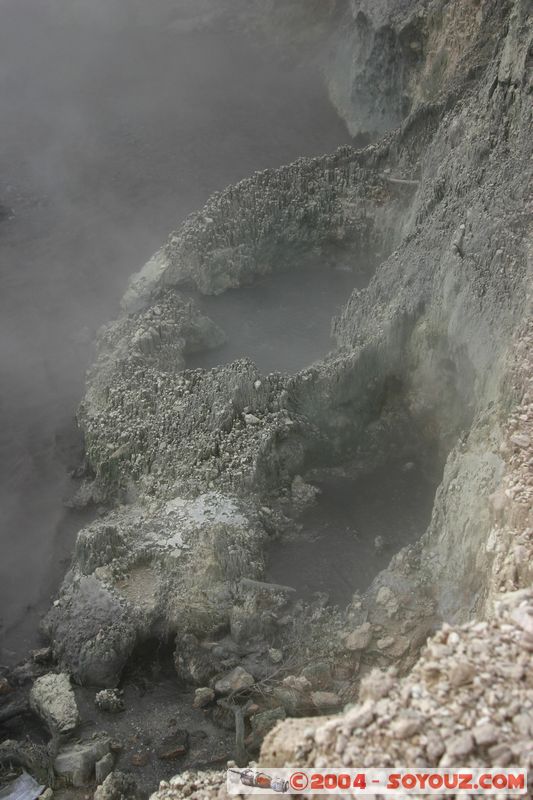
[[186, 260, 372, 373], [266, 458, 439, 607], [0, 0, 350, 662], [73, 652, 233, 796]]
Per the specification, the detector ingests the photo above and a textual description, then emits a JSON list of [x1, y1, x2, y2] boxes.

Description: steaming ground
[[267, 460, 439, 607], [186, 263, 371, 374], [0, 0, 351, 662]]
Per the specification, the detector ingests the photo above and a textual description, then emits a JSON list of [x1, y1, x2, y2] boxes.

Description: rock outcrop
[[40, 0, 532, 791]]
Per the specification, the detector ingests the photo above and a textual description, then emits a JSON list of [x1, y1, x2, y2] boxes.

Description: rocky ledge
[[1, 0, 531, 797]]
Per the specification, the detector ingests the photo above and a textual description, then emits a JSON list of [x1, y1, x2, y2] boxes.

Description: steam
[[0, 0, 350, 660]]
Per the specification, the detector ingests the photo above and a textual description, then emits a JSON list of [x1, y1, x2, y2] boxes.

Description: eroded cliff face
[[38, 0, 531, 789]]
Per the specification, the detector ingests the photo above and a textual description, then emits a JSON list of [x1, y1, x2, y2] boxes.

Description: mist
[[0, 0, 351, 661]]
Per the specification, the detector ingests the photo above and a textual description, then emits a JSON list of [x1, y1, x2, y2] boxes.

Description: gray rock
[[95, 689, 124, 713], [488, 743, 513, 766], [359, 668, 396, 702], [214, 666, 254, 696], [95, 753, 115, 785], [510, 433, 530, 449], [290, 475, 320, 512], [248, 707, 286, 750], [472, 723, 498, 747], [54, 736, 110, 787], [282, 675, 311, 692], [311, 691, 342, 713], [376, 636, 395, 651], [30, 673, 79, 737], [343, 702, 375, 731], [445, 732, 474, 760], [272, 686, 314, 717], [391, 714, 422, 739], [425, 733, 445, 762], [268, 648, 283, 664], [345, 623, 372, 651], [193, 687, 215, 708], [449, 661, 475, 687], [94, 771, 138, 800], [31, 647, 53, 665], [39, 0, 533, 763], [156, 730, 189, 760], [44, 575, 137, 688], [511, 606, 533, 637], [300, 661, 332, 688]]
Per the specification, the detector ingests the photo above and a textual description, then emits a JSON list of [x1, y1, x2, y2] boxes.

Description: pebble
[[345, 622, 372, 651], [473, 723, 498, 746], [391, 714, 422, 739], [510, 433, 530, 449], [511, 606, 533, 636], [488, 743, 513, 766], [193, 687, 215, 708], [449, 661, 475, 687], [445, 731, 474, 759], [283, 675, 311, 692], [214, 666, 254, 695], [130, 753, 149, 768], [311, 691, 342, 712], [268, 648, 283, 664]]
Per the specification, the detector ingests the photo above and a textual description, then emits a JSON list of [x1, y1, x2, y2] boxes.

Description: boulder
[[44, 575, 137, 688], [54, 736, 110, 787], [30, 673, 79, 736]]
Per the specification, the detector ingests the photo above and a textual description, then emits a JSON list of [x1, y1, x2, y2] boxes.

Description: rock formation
[[16, 0, 531, 794]]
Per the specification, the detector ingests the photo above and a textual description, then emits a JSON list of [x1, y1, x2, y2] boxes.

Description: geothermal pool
[[0, 0, 351, 662]]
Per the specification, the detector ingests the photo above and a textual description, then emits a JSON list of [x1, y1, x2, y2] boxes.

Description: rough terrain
[[1, 0, 531, 798]]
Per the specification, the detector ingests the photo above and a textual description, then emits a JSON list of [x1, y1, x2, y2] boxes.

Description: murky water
[[0, 0, 351, 662], [266, 459, 439, 607], [187, 261, 372, 374]]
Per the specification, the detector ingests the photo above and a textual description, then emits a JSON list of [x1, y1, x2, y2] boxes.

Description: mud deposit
[[187, 262, 370, 373], [75, 662, 233, 795], [267, 459, 439, 607], [0, 0, 350, 662]]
